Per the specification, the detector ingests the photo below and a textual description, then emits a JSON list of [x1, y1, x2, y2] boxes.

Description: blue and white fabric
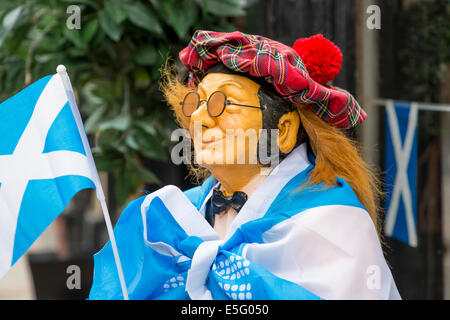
[[89, 144, 400, 300]]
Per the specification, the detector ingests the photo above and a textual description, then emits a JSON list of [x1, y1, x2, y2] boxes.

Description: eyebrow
[[197, 81, 243, 96], [217, 81, 243, 91]]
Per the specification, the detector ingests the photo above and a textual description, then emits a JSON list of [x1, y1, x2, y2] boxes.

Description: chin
[[195, 152, 226, 167], [195, 149, 258, 167]]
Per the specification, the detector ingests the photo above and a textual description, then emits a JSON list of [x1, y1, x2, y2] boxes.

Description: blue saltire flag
[[0, 72, 97, 278], [384, 101, 418, 247]]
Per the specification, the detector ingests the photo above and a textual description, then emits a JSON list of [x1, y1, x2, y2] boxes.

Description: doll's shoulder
[[182, 175, 216, 210], [269, 174, 366, 217]]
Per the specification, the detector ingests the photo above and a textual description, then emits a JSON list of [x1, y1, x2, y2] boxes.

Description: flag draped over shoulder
[[90, 144, 401, 300], [0, 74, 97, 278]]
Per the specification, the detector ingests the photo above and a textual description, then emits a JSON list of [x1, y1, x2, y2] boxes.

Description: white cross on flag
[[384, 100, 419, 247], [0, 69, 100, 279]]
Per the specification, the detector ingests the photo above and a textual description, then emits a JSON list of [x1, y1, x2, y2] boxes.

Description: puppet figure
[[89, 31, 401, 300]]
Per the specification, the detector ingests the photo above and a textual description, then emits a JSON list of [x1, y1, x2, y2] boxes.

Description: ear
[[277, 111, 300, 154]]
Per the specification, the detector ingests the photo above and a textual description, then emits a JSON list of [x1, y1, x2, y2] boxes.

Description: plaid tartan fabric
[[179, 30, 366, 129]]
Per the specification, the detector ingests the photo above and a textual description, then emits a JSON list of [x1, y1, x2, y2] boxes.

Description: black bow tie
[[211, 187, 248, 215]]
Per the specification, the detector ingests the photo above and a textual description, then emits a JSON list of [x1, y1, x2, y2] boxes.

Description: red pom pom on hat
[[292, 34, 342, 86]]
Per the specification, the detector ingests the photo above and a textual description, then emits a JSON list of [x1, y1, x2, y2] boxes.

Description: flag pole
[[56, 65, 129, 300], [373, 98, 450, 113]]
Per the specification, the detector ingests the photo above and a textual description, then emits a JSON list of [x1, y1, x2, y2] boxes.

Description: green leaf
[[127, 127, 168, 162], [134, 120, 157, 135], [81, 19, 98, 44], [114, 167, 141, 205], [2, 6, 22, 29], [161, 0, 198, 38], [128, 156, 160, 184], [155, 42, 170, 67], [133, 67, 150, 88], [133, 45, 157, 66], [63, 27, 84, 47], [113, 73, 124, 98], [94, 150, 124, 172], [204, 0, 246, 17], [84, 105, 107, 133], [61, 0, 99, 9], [123, 2, 162, 34], [148, 0, 162, 11], [81, 82, 104, 105], [99, 9, 122, 41], [0, 6, 22, 47], [90, 79, 116, 102], [139, 137, 168, 162], [98, 114, 131, 131], [1, 23, 28, 54], [125, 133, 140, 150], [90, 25, 106, 46], [104, 0, 127, 23], [135, 166, 160, 185], [64, 18, 96, 48], [97, 130, 125, 153]]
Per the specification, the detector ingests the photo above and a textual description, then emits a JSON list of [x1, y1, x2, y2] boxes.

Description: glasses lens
[[182, 92, 199, 117], [208, 91, 226, 117]]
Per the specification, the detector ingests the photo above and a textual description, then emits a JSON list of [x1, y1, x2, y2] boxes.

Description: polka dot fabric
[[212, 254, 253, 300]]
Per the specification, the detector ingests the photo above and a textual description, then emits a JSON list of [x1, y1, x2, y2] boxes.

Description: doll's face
[[188, 72, 263, 168]]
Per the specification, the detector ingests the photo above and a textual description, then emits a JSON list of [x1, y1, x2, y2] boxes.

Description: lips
[[201, 137, 223, 144], [192, 127, 224, 145]]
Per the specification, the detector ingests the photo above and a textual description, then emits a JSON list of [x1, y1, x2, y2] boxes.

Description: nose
[[190, 100, 215, 129]]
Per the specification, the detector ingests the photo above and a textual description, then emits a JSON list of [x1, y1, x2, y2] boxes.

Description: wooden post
[[356, 0, 380, 166]]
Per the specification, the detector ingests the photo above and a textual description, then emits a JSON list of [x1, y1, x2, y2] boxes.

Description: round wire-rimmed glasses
[[180, 90, 265, 118]]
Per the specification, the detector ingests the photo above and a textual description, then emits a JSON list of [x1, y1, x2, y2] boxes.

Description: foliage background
[[397, 0, 450, 103], [0, 0, 253, 205]]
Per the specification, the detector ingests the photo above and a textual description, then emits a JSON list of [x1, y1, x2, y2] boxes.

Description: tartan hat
[[179, 30, 366, 129]]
